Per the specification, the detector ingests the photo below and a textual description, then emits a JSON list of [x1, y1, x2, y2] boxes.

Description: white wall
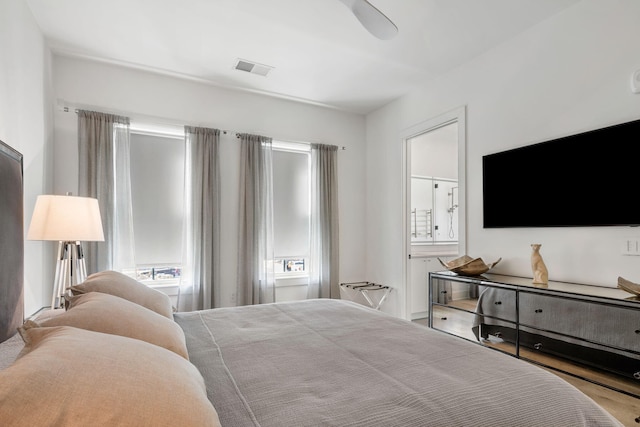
[[0, 0, 54, 317], [410, 125, 457, 179], [366, 0, 640, 318], [52, 56, 366, 307]]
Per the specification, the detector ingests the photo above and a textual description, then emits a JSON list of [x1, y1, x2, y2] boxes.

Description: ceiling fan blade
[[338, 0, 398, 40]]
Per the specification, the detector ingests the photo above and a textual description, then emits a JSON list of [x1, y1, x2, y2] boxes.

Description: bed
[[173, 297, 625, 427], [0, 272, 626, 426]]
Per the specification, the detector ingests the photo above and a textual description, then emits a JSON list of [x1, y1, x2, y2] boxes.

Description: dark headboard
[[0, 140, 24, 343]]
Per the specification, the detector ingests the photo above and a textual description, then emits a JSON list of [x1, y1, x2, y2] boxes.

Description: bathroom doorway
[[402, 107, 466, 320]]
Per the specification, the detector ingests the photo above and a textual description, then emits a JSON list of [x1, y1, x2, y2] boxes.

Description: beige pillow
[[0, 325, 221, 427], [70, 270, 173, 318], [35, 291, 188, 359]]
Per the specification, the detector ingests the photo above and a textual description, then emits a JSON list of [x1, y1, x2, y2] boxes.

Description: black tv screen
[[483, 118, 640, 228]]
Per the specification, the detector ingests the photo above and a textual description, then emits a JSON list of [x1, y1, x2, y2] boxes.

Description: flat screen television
[[483, 117, 640, 228]]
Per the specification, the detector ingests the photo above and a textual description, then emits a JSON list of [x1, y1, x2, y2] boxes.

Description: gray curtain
[[78, 110, 135, 275], [308, 143, 340, 299], [179, 126, 220, 311], [236, 133, 275, 305]]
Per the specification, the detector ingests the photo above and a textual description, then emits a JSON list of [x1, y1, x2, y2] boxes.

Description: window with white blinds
[[129, 131, 184, 282], [272, 144, 310, 275]]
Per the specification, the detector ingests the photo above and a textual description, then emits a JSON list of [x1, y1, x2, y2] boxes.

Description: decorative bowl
[[617, 276, 640, 296], [438, 255, 502, 276]]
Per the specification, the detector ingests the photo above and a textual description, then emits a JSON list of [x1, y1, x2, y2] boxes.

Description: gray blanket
[[174, 299, 621, 427]]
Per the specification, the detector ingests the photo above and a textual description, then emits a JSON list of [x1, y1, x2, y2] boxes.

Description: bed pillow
[[0, 325, 221, 427], [69, 270, 174, 318], [34, 291, 189, 359]]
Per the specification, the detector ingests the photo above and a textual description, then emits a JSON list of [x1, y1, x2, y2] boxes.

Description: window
[[272, 142, 311, 277], [129, 130, 184, 283], [127, 133, 311, 285]]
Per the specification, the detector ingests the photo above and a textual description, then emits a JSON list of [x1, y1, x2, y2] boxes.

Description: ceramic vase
[[531, 244, 548, 285]]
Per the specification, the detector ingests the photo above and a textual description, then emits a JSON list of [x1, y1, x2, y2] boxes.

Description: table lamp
[[27, 194, 104, 308]]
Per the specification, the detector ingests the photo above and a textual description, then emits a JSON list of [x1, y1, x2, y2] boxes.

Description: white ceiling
[[26, 0, 581, 114]]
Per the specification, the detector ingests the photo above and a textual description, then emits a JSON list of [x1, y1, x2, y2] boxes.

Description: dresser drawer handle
[[635, 330, 640, 335], [440, 317, 447, 321], [440, 290, 447, 294], [494, 301, 502, 305], [533, 343, 542, 350], [634, 371, 640, 380], [534, 309, 543, 313]]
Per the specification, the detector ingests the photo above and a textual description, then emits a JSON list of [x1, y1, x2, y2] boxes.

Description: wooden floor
[[546, 369, 640, 426], [412, 315, 640, 426]]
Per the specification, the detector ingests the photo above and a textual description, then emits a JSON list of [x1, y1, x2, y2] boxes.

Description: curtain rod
[[59, 102, 345, 150], [233, 133, 343, 150], [232, 133, 344, 150]]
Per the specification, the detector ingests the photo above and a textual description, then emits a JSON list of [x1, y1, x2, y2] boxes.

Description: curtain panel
[[308, 143, 340, 299], [180, 126, 221, 311], [237, 133, 275, 306], [78, 110, 135, 275]]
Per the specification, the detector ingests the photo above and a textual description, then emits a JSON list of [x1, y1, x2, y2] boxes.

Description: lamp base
[[51, 241, 88, 309]]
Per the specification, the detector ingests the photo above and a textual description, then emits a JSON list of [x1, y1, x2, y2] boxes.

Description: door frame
[[401, 106, 467, 321]]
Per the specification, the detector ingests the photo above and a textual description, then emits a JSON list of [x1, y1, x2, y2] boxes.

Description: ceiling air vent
[[234, 59, 273, 77]]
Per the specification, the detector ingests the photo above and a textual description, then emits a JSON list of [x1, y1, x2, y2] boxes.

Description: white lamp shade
[[27, 195, 105, 242]]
